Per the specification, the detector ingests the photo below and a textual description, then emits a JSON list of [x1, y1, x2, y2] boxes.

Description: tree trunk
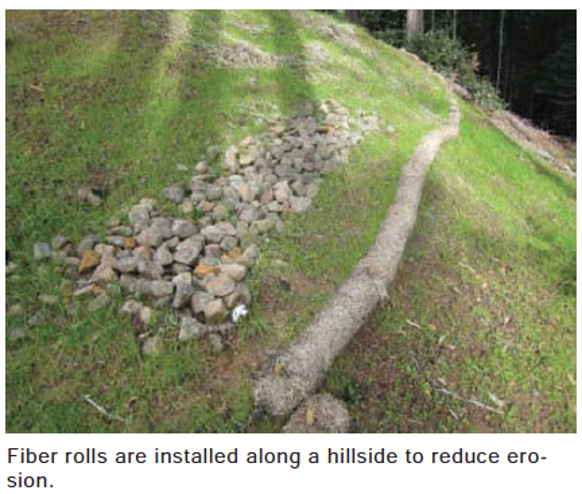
[[496, 10, 505, 92], [453, 10, 457, 40], [407, 10, 424, 42], [345, 10, 360, 24]]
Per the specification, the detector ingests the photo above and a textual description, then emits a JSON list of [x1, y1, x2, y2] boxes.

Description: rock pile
[[31, 99, 379, 353]]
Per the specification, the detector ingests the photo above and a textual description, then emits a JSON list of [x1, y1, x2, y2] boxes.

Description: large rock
[[128, 204, 151, 229], [179, 316, 206, 341], [33, 242, 52, 261], [220, 263, 247, 282], [79, 249, 101, 274], [154, 247, 174, 266], [173, 281, 194, 310], [204, 299, 227, 323], [203, 274, 236, 297], [148, 280, 175, 298], [173, 247, 200, 266], [290, 196, 312, 213], [136, 226, 164, 248], [164, 185, 185, 204]]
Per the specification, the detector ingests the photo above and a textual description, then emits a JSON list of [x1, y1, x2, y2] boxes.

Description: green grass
[[7, 10, 573, 434], [6, 10, 449, 432], [323, 101, 576, 432]]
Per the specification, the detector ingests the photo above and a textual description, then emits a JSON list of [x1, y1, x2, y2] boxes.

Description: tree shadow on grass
[[264, 10, 317, 114]]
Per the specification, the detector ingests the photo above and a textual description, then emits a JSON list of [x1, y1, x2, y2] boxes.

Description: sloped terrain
[[5, 10, 574, 433]]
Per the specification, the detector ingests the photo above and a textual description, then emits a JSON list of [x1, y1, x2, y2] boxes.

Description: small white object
[[232, 305, 248, 323]]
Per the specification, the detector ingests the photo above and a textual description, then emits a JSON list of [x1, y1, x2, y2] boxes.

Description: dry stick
[[253, 92, 461, 416], [435, 388, 503, 415], [83, 395, 125, 423]]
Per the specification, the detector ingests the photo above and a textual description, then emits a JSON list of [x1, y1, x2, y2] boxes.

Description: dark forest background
[[337, 10, 576, 139]]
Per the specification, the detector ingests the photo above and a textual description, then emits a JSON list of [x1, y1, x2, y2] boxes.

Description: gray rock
[[33, 242, 52, 261], [120, 299, 143, 315], [191, 291, 215, 315], [116, 257, 137, 274], [220, 236, 238, 252], [177, 163, 189, 172], [172, 272, 192, 284], [204, 244, 222, 259], [109, 226, 133, 236], [224, 283, 252, 309], [291, 181, 306, 196], [251, 219, 274, 235], [205, 184, 223, 201], [290, 196, 312, 213], [149, 280, 175, 298], [173, 247, 200, 266], [172, 219, 197, 239], [191, 179, 206, 193], [179, 315, 206, 341], [204, 299, 227, 324], [162, 236, 180, 250], [228, 175, 244, 188], [203, 274, 235, 297], [120, 275, 139, 292], [137, 260, 164, 280], [274, 181, 292, 203], [133, 245, 152, 262], [151, 217, 173, 239], [136, 226, 164, 248], [105, 235, 125, 247], [51, 235, 68, 251], [224, 145, 239, 172], [154, 247, 174, 266], [201, 225, 224, 244], [195, 161, 208, 174], [238, 203, 261, 223], [305, 183, 319, 199], [220, 263, 247, 282], [173, 281, 194, 310], [92, 264, 118, 284], [138, 306, 153, 326], [164, 185, 185, 204], [172, 263, 191, 274], [191, 191, 206, 204], [128, 204, 151, 228]]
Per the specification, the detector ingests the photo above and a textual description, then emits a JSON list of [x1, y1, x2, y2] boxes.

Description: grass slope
[[6, 10, 448, 433], [324, 101, 576, 432], [6, 11, 573, 433]]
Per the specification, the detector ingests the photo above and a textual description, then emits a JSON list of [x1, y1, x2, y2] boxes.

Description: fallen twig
[[435, 387, 503, 415], [83, 395, 125, 423]]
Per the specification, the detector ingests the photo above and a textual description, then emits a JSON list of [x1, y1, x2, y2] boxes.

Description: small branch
[[435, 387, 503, 415], [83, 395, 125, 423]]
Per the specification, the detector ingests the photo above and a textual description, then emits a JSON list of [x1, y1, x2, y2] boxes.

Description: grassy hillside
[[5, 10, 574, 433], [324, 101, 576, 432]]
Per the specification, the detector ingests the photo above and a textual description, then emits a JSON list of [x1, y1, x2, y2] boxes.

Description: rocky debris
[[31, 98, 378, 350], [164, 185, 185, 204], [79, 250, 101, 274], [33, 242, 52, 261], [77, 186, 102, 207]]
